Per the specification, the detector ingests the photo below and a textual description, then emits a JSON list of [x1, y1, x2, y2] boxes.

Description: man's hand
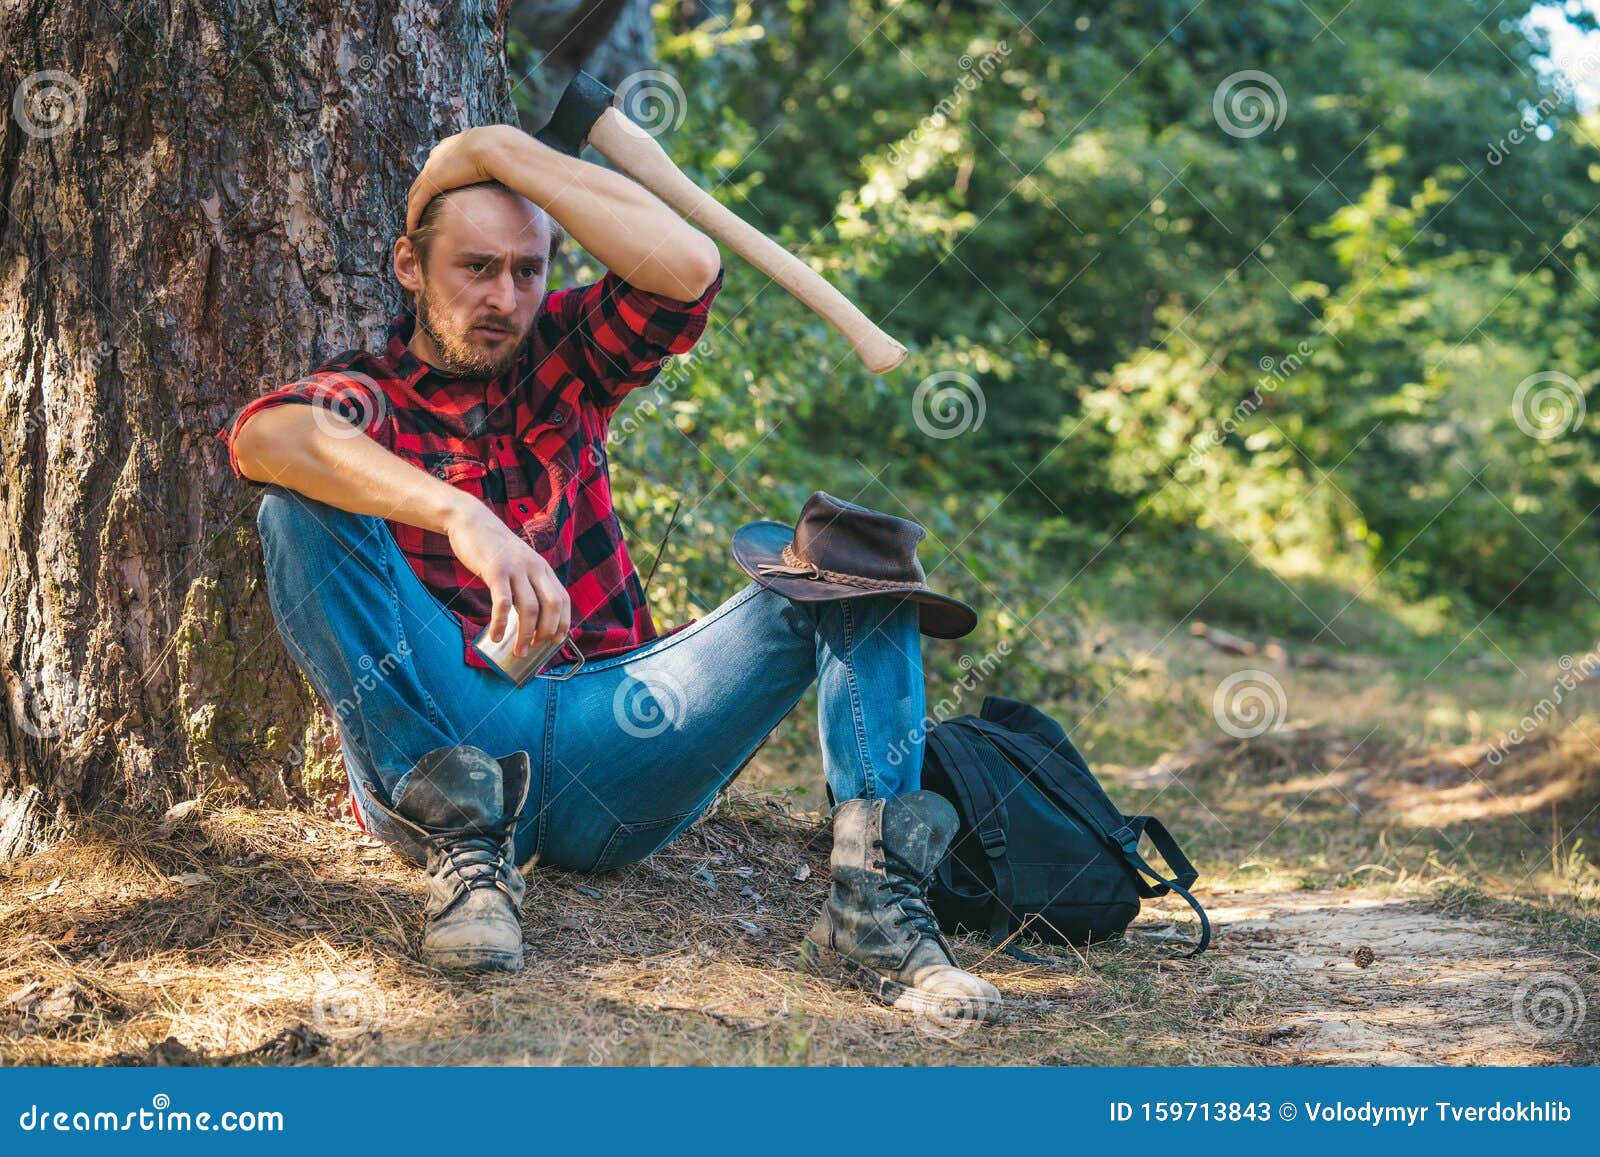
[[412, 123, 720, 300], [233, 404, 571, 659], [406, 127, 507, 234], [444, 498, 572, 657]]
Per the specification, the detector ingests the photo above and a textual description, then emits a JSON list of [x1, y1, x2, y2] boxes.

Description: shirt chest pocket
[[386, 452, 489, 559], [518, 407, 592, 498], [407, 451, 491, 502]]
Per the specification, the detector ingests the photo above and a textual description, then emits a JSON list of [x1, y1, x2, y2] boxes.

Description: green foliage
[[513, 0, 1600, 658]]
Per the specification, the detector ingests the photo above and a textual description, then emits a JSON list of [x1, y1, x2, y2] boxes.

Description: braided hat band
[[754, 542, 922, 593]]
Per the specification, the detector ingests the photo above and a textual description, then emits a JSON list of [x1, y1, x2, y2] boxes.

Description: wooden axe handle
[[587, 108, 908, 375]]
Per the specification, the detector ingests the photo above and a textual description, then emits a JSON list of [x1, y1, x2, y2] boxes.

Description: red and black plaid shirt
[[217, 264, 723, 668]]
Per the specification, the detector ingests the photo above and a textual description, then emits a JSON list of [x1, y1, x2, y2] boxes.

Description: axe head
[[533, 70, 616, 157]]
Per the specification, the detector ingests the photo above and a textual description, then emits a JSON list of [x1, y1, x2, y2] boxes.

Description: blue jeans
[[254, 487, 928, 873]]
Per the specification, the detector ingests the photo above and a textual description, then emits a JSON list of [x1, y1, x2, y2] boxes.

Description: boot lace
[[871, 838, 942, 935], [425, 818, 517, 897]]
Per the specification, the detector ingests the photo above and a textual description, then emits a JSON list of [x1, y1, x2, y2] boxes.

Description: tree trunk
[[0, 1, 529, 849]]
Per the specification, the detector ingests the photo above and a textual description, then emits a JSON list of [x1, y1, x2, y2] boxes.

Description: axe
[[534, 71, 908, 375]]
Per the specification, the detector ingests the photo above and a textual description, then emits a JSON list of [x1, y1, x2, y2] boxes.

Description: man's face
[[398, 185, 551, 379]]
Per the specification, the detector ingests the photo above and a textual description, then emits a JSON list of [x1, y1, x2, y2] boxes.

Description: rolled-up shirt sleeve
[[541, 264, 723, 409], [215, 365, 390, 484]]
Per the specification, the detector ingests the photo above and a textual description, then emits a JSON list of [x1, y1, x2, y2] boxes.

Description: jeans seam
[[378, 522, 452, 736], [838, 600, 877, 799], [533, 678, 559, 863], [590, 808, 700, 873]]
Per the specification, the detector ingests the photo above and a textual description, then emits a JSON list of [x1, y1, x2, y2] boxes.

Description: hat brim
[[731, 520, 977, 640]]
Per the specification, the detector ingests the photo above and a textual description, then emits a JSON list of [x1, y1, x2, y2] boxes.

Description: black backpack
[[920, 695, 1211, 959]]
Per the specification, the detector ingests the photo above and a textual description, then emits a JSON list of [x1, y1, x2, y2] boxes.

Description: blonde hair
[[406, 179, 565, 277]]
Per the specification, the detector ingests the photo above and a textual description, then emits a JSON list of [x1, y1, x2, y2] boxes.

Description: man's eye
[[518, 267, 541, 279], [467, 262, 487, 273]]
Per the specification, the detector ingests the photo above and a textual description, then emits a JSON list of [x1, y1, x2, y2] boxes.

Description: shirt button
[[549, 410, 565, 424]]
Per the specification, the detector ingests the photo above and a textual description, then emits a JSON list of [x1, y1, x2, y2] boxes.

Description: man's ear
[[393, 235, 423, 295]]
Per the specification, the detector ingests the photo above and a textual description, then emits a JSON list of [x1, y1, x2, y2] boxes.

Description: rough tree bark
[[0, 0, 634, 855]]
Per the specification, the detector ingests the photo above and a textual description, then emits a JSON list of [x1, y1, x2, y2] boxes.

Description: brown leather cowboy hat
[[731, 491, 977, 639]]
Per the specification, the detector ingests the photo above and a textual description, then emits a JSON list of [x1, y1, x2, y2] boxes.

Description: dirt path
[[1201, 887, 1591, 1064]]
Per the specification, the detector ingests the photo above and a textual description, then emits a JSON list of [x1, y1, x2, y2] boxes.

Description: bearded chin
[[416, 286, 522, 379]]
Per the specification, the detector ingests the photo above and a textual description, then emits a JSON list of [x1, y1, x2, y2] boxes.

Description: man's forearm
[[474, 126, 720, 301], [233, 405, 471, 534]]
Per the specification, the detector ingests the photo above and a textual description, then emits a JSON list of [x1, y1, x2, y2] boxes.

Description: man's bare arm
[[407, 126, 721, 302], [233, 404, 570, 657]]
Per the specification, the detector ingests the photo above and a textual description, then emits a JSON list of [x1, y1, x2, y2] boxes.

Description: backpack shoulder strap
[[926, 721, 1020, 947], [1118, 816, 1211, 956], [969, 718, 1126, 844]]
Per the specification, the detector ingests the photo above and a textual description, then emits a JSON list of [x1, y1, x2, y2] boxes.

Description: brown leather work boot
[[365, 745, 532, 973], [799, 790, 1001, 1025]]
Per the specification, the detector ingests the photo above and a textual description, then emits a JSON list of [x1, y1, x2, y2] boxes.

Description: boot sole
[[420, 945, 525, 973], [798, 937, 999, 1024]]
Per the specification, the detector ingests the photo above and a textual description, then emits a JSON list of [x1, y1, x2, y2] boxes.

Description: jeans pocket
[[589, 808, 700, 873]]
